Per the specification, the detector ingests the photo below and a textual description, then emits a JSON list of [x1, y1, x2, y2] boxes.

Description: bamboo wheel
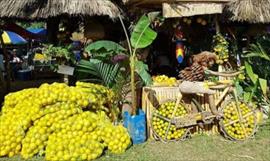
[[219, 99, 257, 141], [151, 100, 190, 142]]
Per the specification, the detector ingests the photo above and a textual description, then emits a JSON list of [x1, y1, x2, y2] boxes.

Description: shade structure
[[225, 0, 270, 23], [27, 28, 47, 35], [0, 0, 121, 20], [1, 31, 28, 45]]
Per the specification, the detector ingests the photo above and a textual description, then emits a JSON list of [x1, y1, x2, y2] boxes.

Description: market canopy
[[123, 0, 232, 7], [225, 0, 270, 23], [1, 31, 28, 45], [123, 0, 232, 17], [0, 0, 121, 20], [27, 28, 47, 36]]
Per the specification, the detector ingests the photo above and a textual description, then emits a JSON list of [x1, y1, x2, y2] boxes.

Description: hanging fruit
[[201, 20, 207, 26], [196, 17, 202, 24], [212, 34, 229, 64], [183, 17, 188, 23], [187, 19, 192, 25]]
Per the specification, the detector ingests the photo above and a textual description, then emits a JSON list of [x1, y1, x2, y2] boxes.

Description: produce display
[[0, 82, 131, 160], [212, 34, 229, 64], [220, 101, 256, 140], [152, 101, 188, 141], [152, 75, 177, 87]]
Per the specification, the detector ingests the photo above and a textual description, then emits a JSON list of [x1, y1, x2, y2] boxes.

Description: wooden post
[[47, 17, 60, 45], [215, 15, 224, 75], [215, 15, 220, 34], [0, 30, 11, 93]]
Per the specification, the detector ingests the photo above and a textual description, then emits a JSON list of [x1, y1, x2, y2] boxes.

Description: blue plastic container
[[17, 69, 31, 81], [123, 109, 146, 144]]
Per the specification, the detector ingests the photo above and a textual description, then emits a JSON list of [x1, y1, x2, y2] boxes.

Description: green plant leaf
[[243, 92, 251, 102], [85, 40, 126, 60], [245, 43, 270, 61], [259, 78, 267, 96], [76, 59, 120, 88], [130, 16, 157, 49], [235, 81, 244, 97], [245, 61, 258, 84], [134, 60, 152, 86]]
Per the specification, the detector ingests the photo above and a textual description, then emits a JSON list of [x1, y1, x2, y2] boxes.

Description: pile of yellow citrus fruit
[[152, 101, 188, 141], [221, 101, 256, 140], [0, 82, 131, 160], [152, 75, 177, 87]]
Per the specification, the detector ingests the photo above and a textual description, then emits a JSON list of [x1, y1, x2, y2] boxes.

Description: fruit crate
[[142, 86, 229, 139]]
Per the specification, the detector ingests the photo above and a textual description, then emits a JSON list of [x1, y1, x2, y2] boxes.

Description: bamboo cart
[[142, 85, 229, 139]]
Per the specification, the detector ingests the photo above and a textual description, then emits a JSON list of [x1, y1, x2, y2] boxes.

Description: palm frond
[[245, 43, 270, 61], [76, 59, 120, 88]]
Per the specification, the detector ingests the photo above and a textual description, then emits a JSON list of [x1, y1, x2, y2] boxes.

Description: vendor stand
[[126, 0, 253, 140]]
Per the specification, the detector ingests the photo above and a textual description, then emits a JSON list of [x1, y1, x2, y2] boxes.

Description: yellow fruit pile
[[0, 82, 131, 160], [152, 101, 188, 141], [213, 34, 229, 64], [221, 101, 256, 140], [152, 75, 177, 87]]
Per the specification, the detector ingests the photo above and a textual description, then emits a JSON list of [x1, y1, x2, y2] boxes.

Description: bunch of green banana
[[212, 34, 229, 64]]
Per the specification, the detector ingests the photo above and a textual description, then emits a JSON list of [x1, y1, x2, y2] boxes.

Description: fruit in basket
[[212, 34, 229, 65], [0, 82, 130, 160], [152, 75, 177, 86], [152, 101, 188, 141], [221, 101, 256, 140]]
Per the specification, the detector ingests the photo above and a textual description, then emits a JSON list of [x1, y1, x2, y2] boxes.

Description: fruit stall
[[129, 0, 265, 142]]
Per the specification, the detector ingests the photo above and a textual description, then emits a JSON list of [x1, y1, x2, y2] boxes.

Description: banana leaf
[[245, 61, 258, 84], [245, 43, 270, 61], [259, 78, 267, 96], [130, 16, 157, 49], [85, 40, 127, 60], [135, 60, 153, 86]]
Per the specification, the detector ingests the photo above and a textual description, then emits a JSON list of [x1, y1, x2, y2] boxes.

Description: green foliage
[[76, 59, 120, 88], [244, 38, 270, 81], [76, 14, 158, 115], [245, 43, 270, 61], [128, 14, 157, 114], [245, 61, 258, 84], [16, 22, 45, 29], [42, 44, 75, 71], [130, 15, 157, 49], [259, 78, 267, 96], [85, 40, 127, 61], [243, 61, 268, 102], [43, 44, 73, 60], [129, 15, 157, 86], [134, 60, 152, 85]]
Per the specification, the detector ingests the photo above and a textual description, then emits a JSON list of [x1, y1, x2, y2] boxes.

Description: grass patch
[[1, 120, 269, 161]]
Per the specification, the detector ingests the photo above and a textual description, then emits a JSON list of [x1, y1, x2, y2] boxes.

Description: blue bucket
[[123, 109, 146, 144], [17, 69, 31, 81]]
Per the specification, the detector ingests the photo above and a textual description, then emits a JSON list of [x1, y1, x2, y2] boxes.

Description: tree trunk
[[130, 56, 137, 115], [47, 17, 60, 45]]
